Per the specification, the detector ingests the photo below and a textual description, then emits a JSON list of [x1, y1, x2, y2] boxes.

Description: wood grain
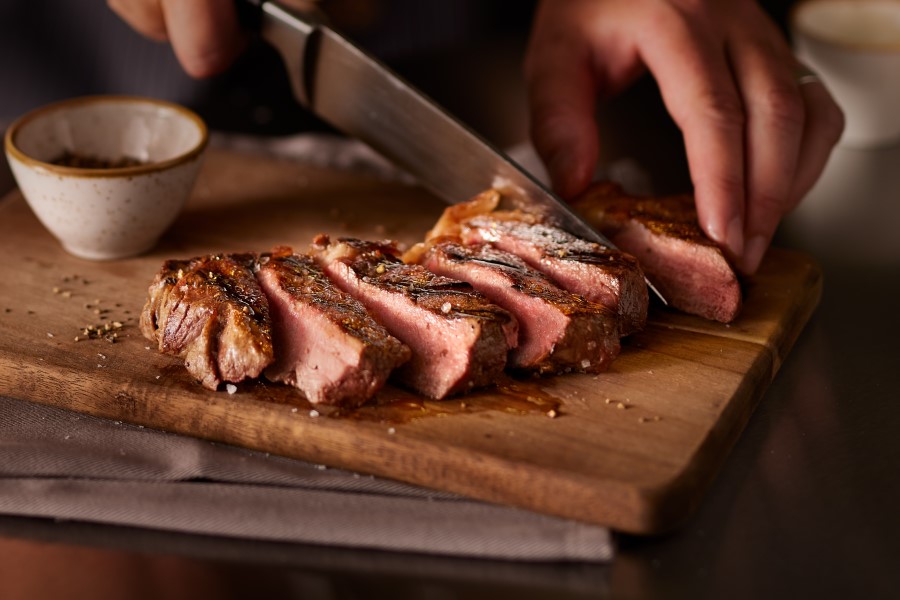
[[0, 149, 822, 534]]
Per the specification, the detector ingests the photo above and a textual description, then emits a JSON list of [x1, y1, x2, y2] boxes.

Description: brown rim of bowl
[[3, 95, 209, 179], [790, 0, 900, 53]]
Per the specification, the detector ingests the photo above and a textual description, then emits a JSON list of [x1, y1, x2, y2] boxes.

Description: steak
[[424, 190, 647, 336], [417, 239, 619, 374], [140, 253, 274, 390], [573, 181, 742, 323], [256, 248, 411, 406], [311, 236, 517, 399], [427, 191, 647, 336]]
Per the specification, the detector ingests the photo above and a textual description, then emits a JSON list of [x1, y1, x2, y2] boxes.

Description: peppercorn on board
[[0, 149, 821, 534]]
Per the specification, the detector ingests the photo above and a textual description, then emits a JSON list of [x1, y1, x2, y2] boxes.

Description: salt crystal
[[441, 302, 452, 314], [226, 384, 237, 394], [309, 409, 320, 418]]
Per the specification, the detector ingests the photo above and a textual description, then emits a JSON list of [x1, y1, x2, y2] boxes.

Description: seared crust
[[573, 181, 742, 323], [419, 239, 620, 374], [421, 189, 648, 336], [140, 253, 274, 390], [574, 181, 713, 244], [461, 215, 648, 336], [258, 247, 410, 406], [312, 236, 517, 399]]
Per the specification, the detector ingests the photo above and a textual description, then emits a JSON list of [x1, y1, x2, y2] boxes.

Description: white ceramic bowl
[[4, 95, 208, 259], [791, 0, 900, 148]]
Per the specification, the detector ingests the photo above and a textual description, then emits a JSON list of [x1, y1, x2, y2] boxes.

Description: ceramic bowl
[[791, 0, 900, 148], [4, 95, 208, 260]]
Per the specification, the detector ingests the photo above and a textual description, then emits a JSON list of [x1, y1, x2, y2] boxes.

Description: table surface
[[3, 83, 900, 600]]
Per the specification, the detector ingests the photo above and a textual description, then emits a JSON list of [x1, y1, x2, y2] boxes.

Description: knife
[[239, 0, 665, 302]]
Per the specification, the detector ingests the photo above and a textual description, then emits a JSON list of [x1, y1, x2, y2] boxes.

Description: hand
[[108, 0, 246, 78], [525, 0, 844, 274]]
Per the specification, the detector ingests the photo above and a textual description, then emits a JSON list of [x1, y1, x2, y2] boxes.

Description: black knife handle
[[235, 0, 263, 31], [235, 0, 327, 31], [234, 0, 326, 107]]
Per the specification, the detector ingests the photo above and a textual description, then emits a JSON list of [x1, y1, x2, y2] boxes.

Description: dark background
[[0, 0, 795, 137]]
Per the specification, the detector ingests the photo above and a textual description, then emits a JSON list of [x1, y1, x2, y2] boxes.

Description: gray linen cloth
[[0, 395, 613, 561], [0, 134, 615, 562]]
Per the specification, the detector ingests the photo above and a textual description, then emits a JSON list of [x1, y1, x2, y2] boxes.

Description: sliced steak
[[417, 239, 619, 374], [311, 236, 517, 399], [256, 248, 411, 406], [573, 181, 742, 323], [458, 214, 648, 336], [140, 253, 274, 390]]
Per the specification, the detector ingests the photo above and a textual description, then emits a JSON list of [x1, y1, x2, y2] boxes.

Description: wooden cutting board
[[0, 149, 821, 534]]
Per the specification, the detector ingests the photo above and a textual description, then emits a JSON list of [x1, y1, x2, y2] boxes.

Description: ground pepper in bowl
[[51, 151, 145, 169]]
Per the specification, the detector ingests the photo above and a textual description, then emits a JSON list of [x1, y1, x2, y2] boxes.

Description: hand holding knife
[[236, 1, 665, 301]]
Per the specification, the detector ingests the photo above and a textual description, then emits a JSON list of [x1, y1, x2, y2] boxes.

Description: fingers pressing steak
[[140, 253, 274, 390], [256, 247, 411, 406], [573, 181, 742, 323]]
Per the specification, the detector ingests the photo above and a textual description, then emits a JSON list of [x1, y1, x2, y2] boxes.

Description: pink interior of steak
[[574, 182, 742, 323], [313, 238, 513, 399], [258, 251, 410, 406], [420, 240, 618, 373], [460, 216, 648, 336], [609, 222, 741, 323], [258, 270, 367, 405]]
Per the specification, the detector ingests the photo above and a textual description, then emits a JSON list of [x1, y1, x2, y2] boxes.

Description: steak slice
[[459, 218, 647, 336], [417, 239, 619, 374], [424, 189, 648, 336], [311, 236, 517, 399], [256, 248, 411, 407], [140, 253, 274, 390], [572, 181, 742, 323]]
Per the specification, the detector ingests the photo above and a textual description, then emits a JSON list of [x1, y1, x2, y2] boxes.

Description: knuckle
[[759, 84, 805, 131], [712, 173, 746, 201], [752, 189, 791, 214], [690, 90, 746, 130]]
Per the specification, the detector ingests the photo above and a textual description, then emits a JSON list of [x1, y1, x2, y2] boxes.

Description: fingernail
[[743, 235, 768, 274]]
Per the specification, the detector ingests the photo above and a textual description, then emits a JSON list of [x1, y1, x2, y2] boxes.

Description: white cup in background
[[791, 0, 900, 148]]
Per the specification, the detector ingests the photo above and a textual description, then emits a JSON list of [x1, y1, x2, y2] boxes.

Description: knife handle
[[236, 0, 327, 107]]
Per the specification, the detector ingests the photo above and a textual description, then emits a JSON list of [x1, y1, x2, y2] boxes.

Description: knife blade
[[241, 0, 665, 302]]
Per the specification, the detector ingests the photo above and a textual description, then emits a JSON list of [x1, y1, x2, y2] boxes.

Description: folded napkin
[[0, 395, 613, 562]]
